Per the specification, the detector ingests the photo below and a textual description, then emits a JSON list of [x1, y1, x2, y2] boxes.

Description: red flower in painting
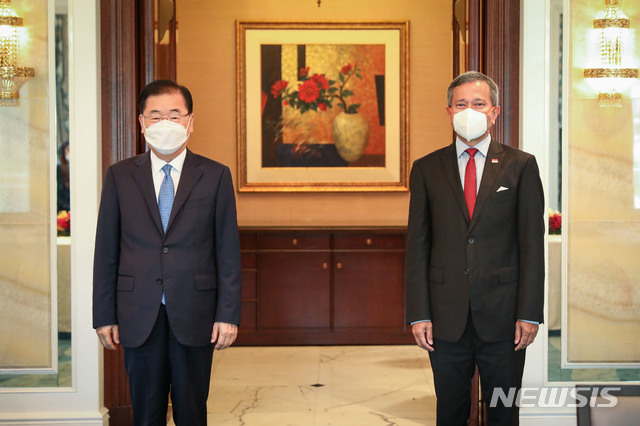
[[311, 74, 329, 90], [270, 63, 362, 114], [271, 80, 289, 98], [298, 79, 320, 103]]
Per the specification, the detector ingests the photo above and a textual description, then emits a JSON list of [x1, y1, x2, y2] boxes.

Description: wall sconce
[[0, 0, 35, 107], [583, 0, 638, 107]]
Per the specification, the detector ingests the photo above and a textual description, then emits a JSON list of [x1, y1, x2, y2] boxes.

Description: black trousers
[[123, 305, 214, 426], [428, 314, 526, 426]]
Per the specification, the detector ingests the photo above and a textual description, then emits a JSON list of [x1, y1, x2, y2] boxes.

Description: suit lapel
[[133, 152, 165, 235], [440, 143, 471, 225], [165, 149, 203, 232], [469, 140, 505, 230]]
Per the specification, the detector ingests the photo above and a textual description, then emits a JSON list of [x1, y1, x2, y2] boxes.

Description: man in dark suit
[[406, 71, 544, 426], [93, 80, 242, 426]]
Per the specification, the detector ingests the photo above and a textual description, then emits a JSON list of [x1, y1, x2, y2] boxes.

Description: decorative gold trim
[[0, 16, 22, 27], [598, 92, 623, 108], [598, 92, 622, 100], [583, 68, 639, 79], [593, 18, 630, 29], [0, 66, 35, 78], [0, 91, 19, 99]]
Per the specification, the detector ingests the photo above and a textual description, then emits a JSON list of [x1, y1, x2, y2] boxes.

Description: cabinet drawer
[[259, 233, 330, 250], [334, 233, 405, 250]]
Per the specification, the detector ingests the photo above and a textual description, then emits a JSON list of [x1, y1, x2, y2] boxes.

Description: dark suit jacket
[[92, 149, 242, 348], [405, 140, 544, 343]]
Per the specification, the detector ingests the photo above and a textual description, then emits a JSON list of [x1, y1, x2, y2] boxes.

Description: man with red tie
[[405, 71, 545, 425]]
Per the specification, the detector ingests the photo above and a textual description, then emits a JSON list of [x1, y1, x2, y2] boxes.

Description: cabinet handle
[[366, 238, 373, 246], [322, 262, 328, 270], [292, 238, 298, 246], [336, 261, 343, 270]]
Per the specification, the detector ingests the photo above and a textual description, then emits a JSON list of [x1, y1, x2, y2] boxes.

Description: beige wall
[[177, 0, 452, 227]]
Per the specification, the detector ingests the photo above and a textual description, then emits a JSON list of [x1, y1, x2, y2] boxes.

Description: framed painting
[[236, 21, 409, 192]]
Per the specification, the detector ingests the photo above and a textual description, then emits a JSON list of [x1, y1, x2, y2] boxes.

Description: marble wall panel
[[0, 0, 52, 370], [567, 0, 640, 364], [567, 221, 640, 362], [0, 224, 51, 368]]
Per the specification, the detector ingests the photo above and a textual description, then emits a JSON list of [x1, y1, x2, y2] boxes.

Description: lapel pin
[[491, 158, 499, 163]]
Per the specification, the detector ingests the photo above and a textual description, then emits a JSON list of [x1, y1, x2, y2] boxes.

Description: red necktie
[[464, 148, 479, 219]]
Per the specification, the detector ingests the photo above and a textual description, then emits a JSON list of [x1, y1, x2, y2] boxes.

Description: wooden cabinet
[[236, 229, 413, 345], [258, 234, 331, 329]]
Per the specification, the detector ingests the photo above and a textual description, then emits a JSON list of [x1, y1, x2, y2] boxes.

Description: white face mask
[[452, 107, 491, 141], [143, 118, 191, 155]]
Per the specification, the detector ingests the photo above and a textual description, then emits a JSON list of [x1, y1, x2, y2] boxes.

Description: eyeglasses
[[143, 113, 190, 125]]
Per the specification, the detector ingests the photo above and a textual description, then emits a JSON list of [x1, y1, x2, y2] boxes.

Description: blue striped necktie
[[158, 164, 173, 305], [158, 164, 174, 232]]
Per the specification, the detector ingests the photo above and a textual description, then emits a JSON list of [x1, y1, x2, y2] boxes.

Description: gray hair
[[447, 71, 499, 107]]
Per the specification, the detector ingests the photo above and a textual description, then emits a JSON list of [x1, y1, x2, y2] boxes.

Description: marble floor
[[168, 345, 436, 426]]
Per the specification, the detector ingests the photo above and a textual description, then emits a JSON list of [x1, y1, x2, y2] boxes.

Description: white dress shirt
[[456, 134, 491, 193], [150, 149, 186, 200]]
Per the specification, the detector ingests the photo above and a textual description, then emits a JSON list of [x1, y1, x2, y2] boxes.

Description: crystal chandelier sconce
[[583, 0, 638, 107], [0, 0, 35, 107], [583, 0, 639, 107]]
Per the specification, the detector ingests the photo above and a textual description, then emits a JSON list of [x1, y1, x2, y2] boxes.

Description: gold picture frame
[[236, 21, 409, 192]]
